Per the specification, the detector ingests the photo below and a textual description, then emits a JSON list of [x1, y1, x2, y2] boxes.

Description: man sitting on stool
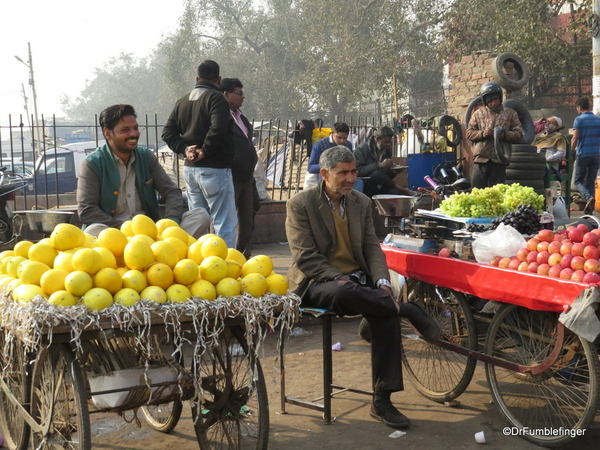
[[285, 146, 441, 429]]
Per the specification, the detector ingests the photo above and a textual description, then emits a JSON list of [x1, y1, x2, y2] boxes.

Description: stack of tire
[[505, 144, 546, 196]]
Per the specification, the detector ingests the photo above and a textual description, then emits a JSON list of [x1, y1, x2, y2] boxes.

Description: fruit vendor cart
[[0, 292, 299, 450], [382, 245, 599, 448]]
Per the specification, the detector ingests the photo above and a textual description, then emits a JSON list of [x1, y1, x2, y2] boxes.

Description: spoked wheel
[[401, 280, 477, 402], [193, 325, 269, 450], [140, 334, 184, 433], [485, 304, 600, 448], [0, 333, 31, 450], [30, 344, 91, 449]]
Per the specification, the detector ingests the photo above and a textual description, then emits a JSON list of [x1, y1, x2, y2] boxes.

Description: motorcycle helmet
[[480, 81, 503, 106]]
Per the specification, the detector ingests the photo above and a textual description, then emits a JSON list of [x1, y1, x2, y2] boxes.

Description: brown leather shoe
[[370, 402, 410, 428], [584, 198, 595, 215]]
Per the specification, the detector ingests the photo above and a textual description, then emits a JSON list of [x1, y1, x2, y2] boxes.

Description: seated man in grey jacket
[[77, 104, 210, 237]]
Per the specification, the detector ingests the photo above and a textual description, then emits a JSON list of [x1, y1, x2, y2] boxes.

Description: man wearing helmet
[[466, 82, 523, 188]]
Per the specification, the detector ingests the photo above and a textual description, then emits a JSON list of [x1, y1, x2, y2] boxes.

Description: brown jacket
[[466, 105, 523, 163], [285, 181, 390, 298]]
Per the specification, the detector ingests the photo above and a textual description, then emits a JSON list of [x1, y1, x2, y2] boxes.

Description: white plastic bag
[[553, 196, 568, 219], [472, 223, 526, 264]]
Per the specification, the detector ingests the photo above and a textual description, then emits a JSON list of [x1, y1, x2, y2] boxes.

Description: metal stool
[[279, 308, 373, 424]]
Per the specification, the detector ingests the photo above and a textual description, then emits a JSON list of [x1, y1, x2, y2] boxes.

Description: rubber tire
[[491, 52, 529, 90], [508, 155, 546, 163], [438, 115, 462, 147], [484, 304, 599, 448], [505, 169, 545, 180], [511, 144, 538, 154], [506, 163, 547, 171], [503, 179, 545, 190], [502, 99, 534, 144], [464, 96, 482, 127]]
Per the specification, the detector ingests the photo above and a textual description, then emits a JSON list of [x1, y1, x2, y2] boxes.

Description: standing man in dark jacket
[[162, 60, 238, 247], [221, 78, 259, 258]]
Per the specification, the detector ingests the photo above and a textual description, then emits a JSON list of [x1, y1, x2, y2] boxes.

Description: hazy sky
[[0, 0, 185, 123]]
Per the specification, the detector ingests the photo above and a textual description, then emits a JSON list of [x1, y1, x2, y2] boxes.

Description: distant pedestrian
[[162, 60, 238, 247], [571, 97, 600, 215]]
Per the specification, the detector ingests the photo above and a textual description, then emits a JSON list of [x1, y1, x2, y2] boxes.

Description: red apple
[[490, 256, 502, 267], [577, 223, 590, 232], [571, 243, 585, 257], [518, 261, 529, 271], [498, 257, 512, 269], [556, 229, 568, 236], [583, 232, 600, 247], [560, 254, 574, 269], [537, 229, 555, 242], [583, 272, 600, 284], [438, 247, 452, 257], [548, 265, 562, 278], [560, 268, 574, 279], [537, 251, 550, 264], [548, 253, 563, 266], [516, 248, 530, 262], [537, 241, 550, 252], [547, 241, 562, 254], [526, 251, 539, 264], [568, 228, 584, 243], [583, 245, 600, 260], [528, 262, 540, 273], [567, 225, 576, 232], [508, 259, 521, 270], [527, 238, 540, 252], [571, 270, 586, 282], [591, 228, 600, 237], [571, 256, 586, 271], [552, 234, 564, 242], [560, 242, 574, 256], [584, 259, 600, 273], [537, 263, 551, 275]]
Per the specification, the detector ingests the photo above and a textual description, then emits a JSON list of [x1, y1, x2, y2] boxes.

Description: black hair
[[197, 60, 220, 81], [99, 104, 137, 131], [375, 126, 394, 138], [332, 122, 350, 134], [220, 78, 243, 93], [576, 97, 590, 111]]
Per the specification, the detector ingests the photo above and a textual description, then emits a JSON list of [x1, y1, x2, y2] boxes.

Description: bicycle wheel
[[30, 344, 91, 449], [140, 334, 184, 433], [485, 304, 600, 448], [401, 280, 477, 402], [0, 334, 30, 450], [193, 325, 269, 450]]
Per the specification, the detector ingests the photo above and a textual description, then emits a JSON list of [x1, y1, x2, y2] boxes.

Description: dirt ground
[[86, 243, 600, 450]]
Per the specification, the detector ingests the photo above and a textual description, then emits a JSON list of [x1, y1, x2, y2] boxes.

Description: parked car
[[1, 161, 35, 179]]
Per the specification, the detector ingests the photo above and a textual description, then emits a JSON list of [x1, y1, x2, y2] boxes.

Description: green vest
[[85, 144, 162, 222]]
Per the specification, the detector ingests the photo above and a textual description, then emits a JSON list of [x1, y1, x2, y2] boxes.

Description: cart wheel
[[30, 344, 91, 449], [140, 336, 184, 433], [193, 326, 269, 450], [485, 304, 600, 448], [0, 334, 31, 450], [401, 280, 477, 402]]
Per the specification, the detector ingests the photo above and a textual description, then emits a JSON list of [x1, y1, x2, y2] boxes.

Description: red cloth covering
[[382, 246, 588, 312]]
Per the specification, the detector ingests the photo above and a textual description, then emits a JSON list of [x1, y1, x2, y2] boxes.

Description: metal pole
[[21, 84, 31, 129], [27, 42, 41, 151]]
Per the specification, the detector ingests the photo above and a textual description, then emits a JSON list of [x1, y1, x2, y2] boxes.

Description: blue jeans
[[184, 166, 238, 247], [574, 156, 600, 201]]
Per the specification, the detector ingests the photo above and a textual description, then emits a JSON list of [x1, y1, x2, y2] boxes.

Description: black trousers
[[362, 170, 403, 198], [303, 278, 403, 392], [471, 161, 506, 188], [233, 177, 257, 258]]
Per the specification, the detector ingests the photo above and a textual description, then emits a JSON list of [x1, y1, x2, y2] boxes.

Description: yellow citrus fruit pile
[[0, 215, 288, 309]]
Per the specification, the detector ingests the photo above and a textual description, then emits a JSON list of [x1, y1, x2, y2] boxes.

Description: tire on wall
[[491, 52, 529, 90], [503, 99, 534, 145], [438, 115, 462, 147]]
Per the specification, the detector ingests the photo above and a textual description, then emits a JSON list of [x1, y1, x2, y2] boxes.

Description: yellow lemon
[[132, 214, 158, 239], [96, 228, 128, 257], [84, 233, 96, 246], [116, 267, 128, 276], [13, 241, 34, 258], [161, 226, 190, 245], [64, 271, 93, 297], [173, 259, 199, 285], [266, 273, 289, 295], [40, 269, 69, 295], [241, 273, 268, 297], [131, 234, 155, 246], [151, 241, 178, 268], [140, 285, 167, 303], [0, 256, 13, 274], [241, 255, 274, 278], [199, 256, 227, 284], [226, 248, 247, 266], [53, 252, 74, 272], [0, 276, 16, 289], [123, 240, 154, 271], [145, 263, 174, 290], [120, 220, 134, 237], [38, 238, 51, 245], [188, 235, 197, 246], [216, 277, 241, 297], [225, 259, 242, 279], [197, 233, 218, 246], [0, 250, 15, 260], [187, 241, 204, 264], [93, 268, 123, 294], [156, 218, 180, 237], [164, 237, 187, 261], [7, 278, 24, 292], [50, 223, 85, 251], [12, 284, 47, 303], [200, 236, 228, 260], [48, 290, 78, 307], [82, 287, 113, 310], [121, 269, 148, 293], [166, 284, 191, 303], [6, 256, 27, 278], [72, 248, 103, 275], [28, 243, 58, 267], [190, 279, 217, 301], [18, 260, 50, 285], [93, 247, 117, 269], [114, 288, 141, 306]]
